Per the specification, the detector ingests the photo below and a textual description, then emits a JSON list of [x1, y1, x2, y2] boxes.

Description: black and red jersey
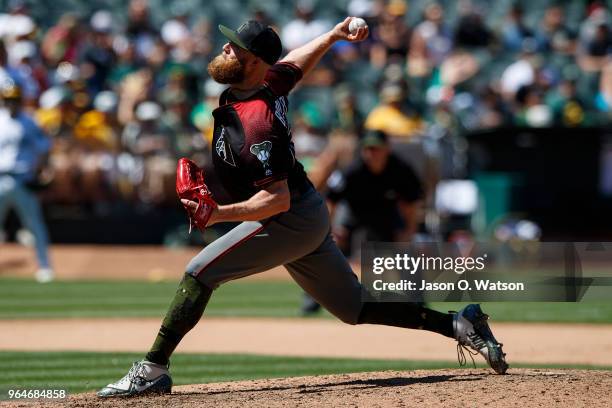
[[211, 62, 310, 202]]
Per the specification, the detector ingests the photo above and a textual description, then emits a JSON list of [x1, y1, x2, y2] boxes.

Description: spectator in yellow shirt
[[364, 82, 424, 138]]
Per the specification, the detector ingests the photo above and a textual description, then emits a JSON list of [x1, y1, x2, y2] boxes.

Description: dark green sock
[[357, 302, 454, 338], [146, 273, 213, 365]]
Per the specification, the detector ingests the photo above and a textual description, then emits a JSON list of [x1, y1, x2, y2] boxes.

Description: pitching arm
[[280, 17, 368, 77]]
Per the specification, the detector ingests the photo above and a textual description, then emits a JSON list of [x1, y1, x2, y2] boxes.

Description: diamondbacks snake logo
[[250, 141, 273, 176]]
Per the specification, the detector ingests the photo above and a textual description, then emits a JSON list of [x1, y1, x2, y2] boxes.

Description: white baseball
[[348, 17, 367, 34]]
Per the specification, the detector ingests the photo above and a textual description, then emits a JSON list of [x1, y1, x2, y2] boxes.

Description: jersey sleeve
[[243, 132, 294, 187], [264, 62, 303, 96]]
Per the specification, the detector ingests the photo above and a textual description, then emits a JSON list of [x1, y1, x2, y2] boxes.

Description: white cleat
[[35, 268, 54, 283], [453, 304, 508, 374], [97, 360, 172, 397]]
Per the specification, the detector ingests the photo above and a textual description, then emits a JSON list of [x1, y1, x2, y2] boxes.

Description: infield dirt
[[2, 369, 611, 408]]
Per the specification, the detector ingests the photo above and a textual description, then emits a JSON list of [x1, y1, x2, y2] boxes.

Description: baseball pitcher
[[98, 17, 507, 398]]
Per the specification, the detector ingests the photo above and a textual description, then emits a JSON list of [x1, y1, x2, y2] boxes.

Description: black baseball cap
[[360, 130, 389, 147], [218, 21, 282, 65]]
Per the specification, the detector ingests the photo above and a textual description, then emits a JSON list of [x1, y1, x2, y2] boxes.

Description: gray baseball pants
[[185, 188, 363, 324]]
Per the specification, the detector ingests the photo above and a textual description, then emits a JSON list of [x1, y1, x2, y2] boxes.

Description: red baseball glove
[[176, 158, 217, 233]]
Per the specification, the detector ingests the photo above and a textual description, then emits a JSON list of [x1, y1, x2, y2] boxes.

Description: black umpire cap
[[360, 130, 389, 147], [218, 21, 283, 65]]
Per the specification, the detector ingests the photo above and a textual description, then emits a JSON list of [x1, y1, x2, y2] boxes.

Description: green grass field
[[1, 351, 609, 396], [0, 278, 611, 323], [1, 278, 611, 397], [0, 352, 455, 394]]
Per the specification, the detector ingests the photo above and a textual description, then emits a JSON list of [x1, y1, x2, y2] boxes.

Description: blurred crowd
[[0, 0, 611, 209]]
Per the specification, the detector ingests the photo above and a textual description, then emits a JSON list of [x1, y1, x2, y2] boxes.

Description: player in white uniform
[[0, 83, 54, 282]]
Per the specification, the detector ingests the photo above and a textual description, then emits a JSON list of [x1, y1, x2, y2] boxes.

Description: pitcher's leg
[[146, 273, 212, 365], [186, 216, 325, 289], [285, 233, 363, 324], [185, 220, 283, 288], [286, 233, 454, 336], [147, 212, 327, 366]]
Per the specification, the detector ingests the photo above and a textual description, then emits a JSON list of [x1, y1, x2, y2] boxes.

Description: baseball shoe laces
[[452, 304, 508, 374]]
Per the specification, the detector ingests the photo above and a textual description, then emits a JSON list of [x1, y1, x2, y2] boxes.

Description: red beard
[[207, 54, 245, 84]]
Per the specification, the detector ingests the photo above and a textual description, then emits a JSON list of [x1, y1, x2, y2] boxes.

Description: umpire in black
[[328, 129, 423, 255]]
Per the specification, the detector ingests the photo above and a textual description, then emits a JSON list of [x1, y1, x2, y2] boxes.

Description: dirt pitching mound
[[15, 369, 612, 408]]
